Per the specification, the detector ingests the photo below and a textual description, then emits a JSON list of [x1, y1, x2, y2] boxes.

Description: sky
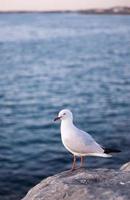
[[0, 0, 130, 11]]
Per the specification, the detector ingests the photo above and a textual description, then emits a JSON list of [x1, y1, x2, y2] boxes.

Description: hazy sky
[[0, 0, 130, 11]]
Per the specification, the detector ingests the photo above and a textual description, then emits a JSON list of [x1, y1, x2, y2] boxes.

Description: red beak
[[54, 116, 61, 121]]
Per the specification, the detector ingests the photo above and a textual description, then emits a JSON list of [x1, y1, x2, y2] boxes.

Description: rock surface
[[120, 162, 130, 172], [22, 167, 130, 200]]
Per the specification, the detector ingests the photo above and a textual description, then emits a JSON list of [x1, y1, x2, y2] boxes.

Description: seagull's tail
[[103, 147, 121, 154]]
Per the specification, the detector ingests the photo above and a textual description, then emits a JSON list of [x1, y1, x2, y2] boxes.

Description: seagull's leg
[[80, 156, 84, 168], [71, 155, 76, 171]]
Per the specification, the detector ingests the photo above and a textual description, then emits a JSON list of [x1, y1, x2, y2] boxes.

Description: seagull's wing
[[65, 125, 105, 155], [76, 127, 104, 154]]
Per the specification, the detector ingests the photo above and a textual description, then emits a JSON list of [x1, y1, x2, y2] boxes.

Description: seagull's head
[[54, 109, 73, 122]]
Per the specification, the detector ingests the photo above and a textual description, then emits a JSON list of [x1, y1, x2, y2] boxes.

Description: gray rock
[[120, 162, 130, 172], [22, 168, 130, 200]]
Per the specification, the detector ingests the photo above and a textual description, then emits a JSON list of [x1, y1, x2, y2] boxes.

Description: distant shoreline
[[0, 7, 130, 15]]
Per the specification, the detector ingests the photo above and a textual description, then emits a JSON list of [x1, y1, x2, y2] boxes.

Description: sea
[[0, 12, 130, 200]]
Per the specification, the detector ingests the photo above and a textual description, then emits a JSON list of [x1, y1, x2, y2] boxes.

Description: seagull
[[54, 109, 120, 171]]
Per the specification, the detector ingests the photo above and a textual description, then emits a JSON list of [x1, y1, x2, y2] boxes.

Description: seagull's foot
[[70, 167, 76, 172], [77, 166, 85, 170], [67, 167, 77, 175]]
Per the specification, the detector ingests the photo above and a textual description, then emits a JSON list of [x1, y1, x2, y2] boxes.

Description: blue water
[[0, 13, 130, 200]]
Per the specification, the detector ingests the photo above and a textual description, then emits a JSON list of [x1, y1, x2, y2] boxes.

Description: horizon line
[[0, 5, 130, 12]]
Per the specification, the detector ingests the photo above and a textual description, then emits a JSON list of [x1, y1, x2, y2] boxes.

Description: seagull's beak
[[54, 116, 61, 122]]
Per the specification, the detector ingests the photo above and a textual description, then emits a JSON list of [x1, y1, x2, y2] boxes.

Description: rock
[[120, 162, 130, 172], [22, 168, 130, 200]]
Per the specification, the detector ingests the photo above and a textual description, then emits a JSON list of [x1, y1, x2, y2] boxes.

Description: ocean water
[[0, 13, 130, 200]]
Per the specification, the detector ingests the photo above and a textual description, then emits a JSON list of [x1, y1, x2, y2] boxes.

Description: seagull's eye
[[63, 113, 66, 115]]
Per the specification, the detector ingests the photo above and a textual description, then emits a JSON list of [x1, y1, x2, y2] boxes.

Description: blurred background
[[0, 1, 130, 200]]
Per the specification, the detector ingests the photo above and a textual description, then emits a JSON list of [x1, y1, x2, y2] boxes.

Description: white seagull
[[54, 109, 120, 171]]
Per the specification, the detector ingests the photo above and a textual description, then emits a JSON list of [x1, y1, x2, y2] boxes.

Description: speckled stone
[[22, 167, 130, 200]]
